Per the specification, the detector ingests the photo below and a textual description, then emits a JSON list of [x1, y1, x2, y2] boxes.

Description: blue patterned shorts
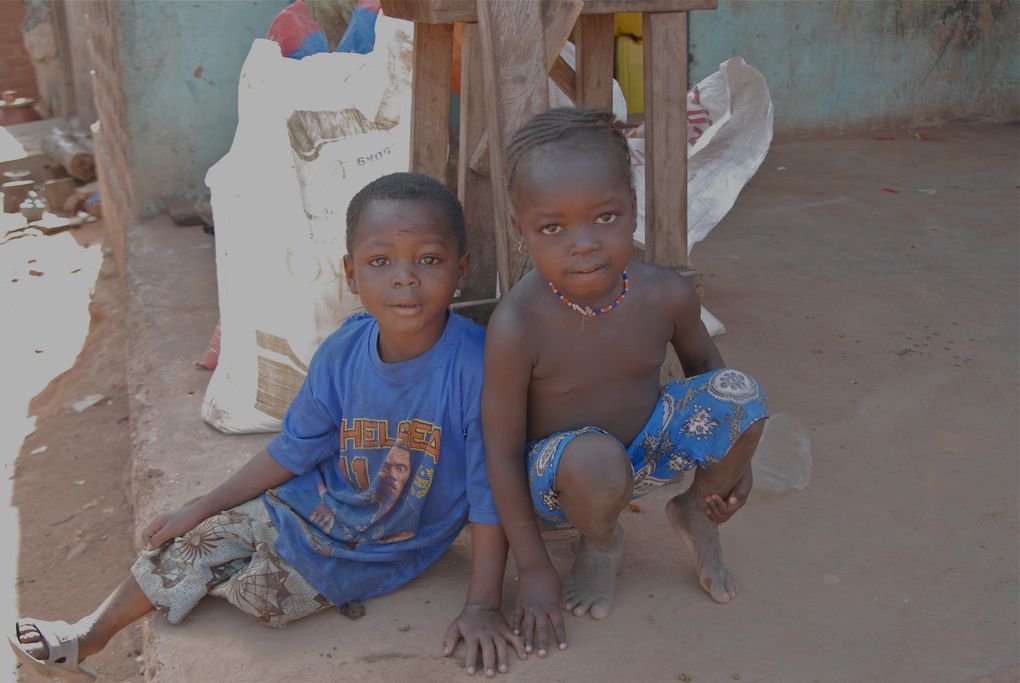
[[525, 369, 768, 528]]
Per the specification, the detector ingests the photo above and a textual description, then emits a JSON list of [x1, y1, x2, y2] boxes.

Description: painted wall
[[115, 0, 288, 216], [689, 0, 1020, 136]]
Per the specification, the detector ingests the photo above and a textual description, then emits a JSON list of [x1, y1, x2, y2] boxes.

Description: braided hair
[[346, 172, 467, 256], [505, 107, 632, 204]]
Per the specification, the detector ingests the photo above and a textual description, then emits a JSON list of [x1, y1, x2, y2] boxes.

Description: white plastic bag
[[628, 57, 774, 336], [202, 15, 413, 434]]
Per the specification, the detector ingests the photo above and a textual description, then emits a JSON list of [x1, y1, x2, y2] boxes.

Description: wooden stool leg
[[642, 11, 688, 269], [643, 12, 693, 383], [410, 22, 453, 180], [458, 22, 497, 302], [575, 14, 615, 111]]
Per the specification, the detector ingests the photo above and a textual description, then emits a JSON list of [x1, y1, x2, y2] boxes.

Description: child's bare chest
[[526, 307, 672, 440]]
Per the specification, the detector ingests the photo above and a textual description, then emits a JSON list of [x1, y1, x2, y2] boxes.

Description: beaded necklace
[[548, 268, 629, 319]]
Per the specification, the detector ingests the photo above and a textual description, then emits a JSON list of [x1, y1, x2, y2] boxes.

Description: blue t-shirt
[[262, 312, 498, 606]]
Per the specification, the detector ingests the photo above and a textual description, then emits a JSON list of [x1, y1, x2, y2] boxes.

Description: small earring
[[517, 240, 526, 255], [453, 288, 462, 299]]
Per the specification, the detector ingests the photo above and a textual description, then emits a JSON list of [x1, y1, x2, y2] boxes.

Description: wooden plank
[[467, 0, 582, 178], [457, 23, 497, 302], [584, 0, 715, 12], [642, 11, 688, 269], [380, 0, 476, 24], [409, 22, 453, 180], [478, 0, 574, 290], [549, 56, 577, 105], [575, 14, 615, 110], [381, 0, 715, 23]]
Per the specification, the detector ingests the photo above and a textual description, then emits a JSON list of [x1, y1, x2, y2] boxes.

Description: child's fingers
[[146, 523, 170, 549], [442, 622, 461, 656], [464, 637, 480, 675], [551, 611, 568, 650], [494, 636, 510, 674], [142, 516, 167, 547], [704, 495, 722, 522], [534, 616, 549, 657], [479, 637, 496, 677], [503, 625, 526, 660], [521, 613, 535, 654]]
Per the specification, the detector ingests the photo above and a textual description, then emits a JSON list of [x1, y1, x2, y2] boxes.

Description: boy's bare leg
[[16, 575, 154, 663], [666, 419, 765, 604], [556, 433, 634, 620]]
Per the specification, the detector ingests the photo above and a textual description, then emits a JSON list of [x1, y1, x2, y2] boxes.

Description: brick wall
[[0, 0, 40, 100], [87, 0, 134, 279]]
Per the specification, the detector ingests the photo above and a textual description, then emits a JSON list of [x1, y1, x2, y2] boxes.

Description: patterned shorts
[[132, 499, 332, 628], [526, 368, 768, 529]]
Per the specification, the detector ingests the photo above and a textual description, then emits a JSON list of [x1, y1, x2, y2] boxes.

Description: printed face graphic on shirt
[[371, 442, 411, 520]]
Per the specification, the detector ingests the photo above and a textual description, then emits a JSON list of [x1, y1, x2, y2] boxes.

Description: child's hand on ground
[[443, 605, 525, 677], [704, 464, 753, 524], [142, 502, 208, 550], [514, 566, 567, 657]]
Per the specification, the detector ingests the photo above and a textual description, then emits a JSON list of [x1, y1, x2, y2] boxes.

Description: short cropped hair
[[505, 107, 632, 201], [346, 172, 467, 256]]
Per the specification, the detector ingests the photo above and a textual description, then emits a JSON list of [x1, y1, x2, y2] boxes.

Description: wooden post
[[477, 1, 546, 290], [575, 14, 615, 110], [643, 12, 691, 383], [458, 23, 497, 302], [642, 11, 688, 269], [476, 0, 583, 291], [409, 23, 453, 180]]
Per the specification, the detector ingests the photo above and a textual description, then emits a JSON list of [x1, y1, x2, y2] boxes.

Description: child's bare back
[[482, 108, 769, 659]]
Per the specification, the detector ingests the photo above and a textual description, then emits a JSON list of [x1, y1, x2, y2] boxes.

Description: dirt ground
[[4, 221, 143, 682]]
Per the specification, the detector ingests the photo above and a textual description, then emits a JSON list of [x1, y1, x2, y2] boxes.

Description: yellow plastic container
[[614, 34, 644, 115], [614, 12, 643, 38]]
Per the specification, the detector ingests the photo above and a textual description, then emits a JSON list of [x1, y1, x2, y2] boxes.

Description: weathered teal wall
[[115, 0, 288, 216], [689, 0, 1019, 135]]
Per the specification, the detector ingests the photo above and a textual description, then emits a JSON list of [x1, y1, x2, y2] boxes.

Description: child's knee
[[556, 432, 633, 503], [703, 368, 765, 402]]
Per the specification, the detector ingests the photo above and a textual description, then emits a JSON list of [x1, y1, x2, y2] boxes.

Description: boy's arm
[[482, 310, 567, 657], [142, 449, 294, 549], [667, 272, 725, 376], [666, 271, 751, 521], [443, 523, 525, 676]]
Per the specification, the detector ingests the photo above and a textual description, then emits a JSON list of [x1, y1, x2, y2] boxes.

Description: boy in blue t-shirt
[[10, 173, 525, 680]]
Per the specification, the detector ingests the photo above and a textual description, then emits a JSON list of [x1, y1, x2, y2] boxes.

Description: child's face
[[343, 198, 467, 357], [511, 147, 635, 304]]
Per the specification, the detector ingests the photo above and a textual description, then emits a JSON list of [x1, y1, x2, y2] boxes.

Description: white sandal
[[8, 618, 97, 682]]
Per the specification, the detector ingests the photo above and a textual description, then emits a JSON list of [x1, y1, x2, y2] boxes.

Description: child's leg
[[15, 575, 154, 664], [666, 418, 765, 604], [555, 432, 634, 620], [13, 498, 279, 674]]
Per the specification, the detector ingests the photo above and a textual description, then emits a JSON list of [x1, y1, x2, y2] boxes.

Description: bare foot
[[563, 524, 623, 619], [666, 493, 738, 604]]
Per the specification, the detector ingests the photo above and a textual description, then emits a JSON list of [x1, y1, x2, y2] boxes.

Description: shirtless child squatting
[[483, 108, 770, 656], [10, 172, 527, 680]]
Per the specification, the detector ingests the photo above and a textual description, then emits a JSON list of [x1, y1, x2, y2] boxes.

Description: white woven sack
[[628, 57, 774, 336], [202, 15, 413, 433]]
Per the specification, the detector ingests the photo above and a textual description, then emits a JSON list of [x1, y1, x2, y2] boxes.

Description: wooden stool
[[382, 0, 715, 312]]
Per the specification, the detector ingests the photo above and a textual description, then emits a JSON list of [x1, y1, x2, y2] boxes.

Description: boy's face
[[344, 198, 467, 361], [511, 147, 636, 306]]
